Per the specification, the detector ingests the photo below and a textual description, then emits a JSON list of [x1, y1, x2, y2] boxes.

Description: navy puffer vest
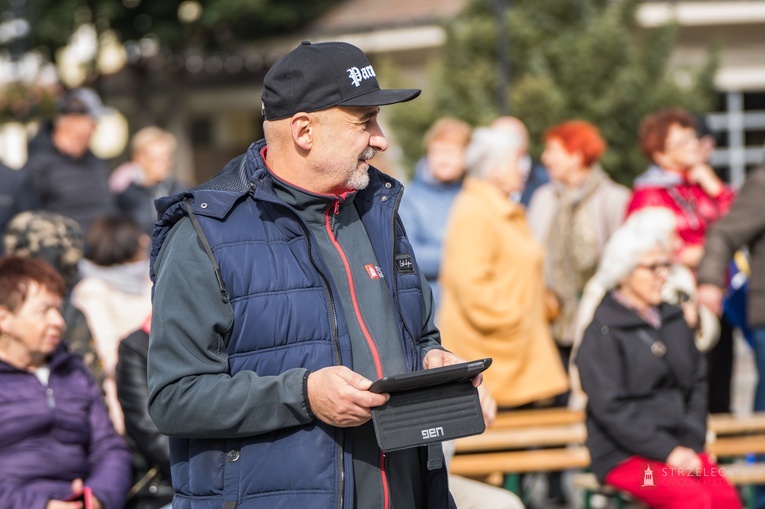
[[150, 141, 448, 509]]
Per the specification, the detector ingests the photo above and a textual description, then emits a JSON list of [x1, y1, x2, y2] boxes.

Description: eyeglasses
[[665, 135, 698, 152], [635, 261, 672, 274]]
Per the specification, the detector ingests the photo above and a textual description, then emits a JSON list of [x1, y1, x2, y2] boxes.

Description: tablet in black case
[[370, 358, 492, 452], [369, 358, 492, 394]]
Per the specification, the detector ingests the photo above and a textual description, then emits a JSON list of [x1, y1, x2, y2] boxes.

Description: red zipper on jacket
[[325, 198, 385, 379], [325, 197, 389, 509]]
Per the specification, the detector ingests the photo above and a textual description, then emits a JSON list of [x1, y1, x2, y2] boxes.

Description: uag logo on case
[[421, 427, 444, 439]]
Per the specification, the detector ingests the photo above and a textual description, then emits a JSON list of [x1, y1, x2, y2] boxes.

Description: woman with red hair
[[527, 120, 631, 370], [628, 108, 734, 269]]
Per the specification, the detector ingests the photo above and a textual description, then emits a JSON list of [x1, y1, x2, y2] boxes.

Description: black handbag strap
[[636, 329, 684, 391], [666, 186, 702, 232]]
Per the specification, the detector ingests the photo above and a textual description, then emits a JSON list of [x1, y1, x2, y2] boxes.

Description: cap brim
[[89, 106, 116, 120], [339, 88, 421, 108]]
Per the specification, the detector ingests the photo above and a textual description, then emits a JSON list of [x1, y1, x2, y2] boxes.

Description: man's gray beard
[[347, 167, 370, 190], [346, 148, 376, 190]]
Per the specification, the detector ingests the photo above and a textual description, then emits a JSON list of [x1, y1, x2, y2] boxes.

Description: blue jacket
[[150, 140, 453, 509], [398, 158, 463, 307]]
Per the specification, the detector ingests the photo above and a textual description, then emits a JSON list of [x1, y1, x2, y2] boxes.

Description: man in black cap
[[23, 87, 117, 235], [147, 41, 467, 509]]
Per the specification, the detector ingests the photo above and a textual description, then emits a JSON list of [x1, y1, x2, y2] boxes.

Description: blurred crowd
[[400, 107, 761, 509], [0, 87, 181, 509], [0, 83, 763, 509]]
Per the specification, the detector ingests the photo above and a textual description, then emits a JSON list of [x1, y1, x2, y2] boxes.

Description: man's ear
[[290, 113, 314, 151]]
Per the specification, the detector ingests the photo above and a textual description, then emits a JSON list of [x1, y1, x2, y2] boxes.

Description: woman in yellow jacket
[[438, 126, 569, 408]]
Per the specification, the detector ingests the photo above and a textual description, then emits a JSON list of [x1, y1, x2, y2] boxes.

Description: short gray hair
[[593, 207, 675, 290], [464, 127, 523, 180]]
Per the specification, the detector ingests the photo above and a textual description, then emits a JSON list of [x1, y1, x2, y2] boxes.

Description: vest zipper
[[326, 198, 389, 509], [46, 387, 55, 409], [325, 199, 385, 380], [391, 191, 419, 370], [249, 185, 346, 508], [293, 210, 346, 509]]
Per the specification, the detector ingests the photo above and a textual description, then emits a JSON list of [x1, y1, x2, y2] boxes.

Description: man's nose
[[370, 134, 388, 152], [369, 122, 389, 152]]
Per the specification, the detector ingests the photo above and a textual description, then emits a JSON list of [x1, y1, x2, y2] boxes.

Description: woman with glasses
[[627, 108, 734, 270], [575, 222, 741, 508], [0, 256, 132, 509]]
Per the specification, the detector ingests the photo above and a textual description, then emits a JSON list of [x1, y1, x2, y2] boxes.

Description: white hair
[[464, 127, 523, 180], [593, 208, 675, 290], [623, 206, 677, 239]]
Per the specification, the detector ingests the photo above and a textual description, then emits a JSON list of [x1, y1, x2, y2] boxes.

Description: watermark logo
[[641, 465, 656, 488], [642, 464, 740, 488]]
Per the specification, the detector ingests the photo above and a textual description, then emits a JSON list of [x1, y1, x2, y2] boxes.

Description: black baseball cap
[[261, 41, 421, 121]]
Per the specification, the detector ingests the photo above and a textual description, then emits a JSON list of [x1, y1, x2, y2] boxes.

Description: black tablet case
[[371, 379, 486, 452]]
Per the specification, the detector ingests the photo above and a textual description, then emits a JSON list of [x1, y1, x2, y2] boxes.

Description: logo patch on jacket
[[365, 264, 385, 280], [395, 254, 416, 274]]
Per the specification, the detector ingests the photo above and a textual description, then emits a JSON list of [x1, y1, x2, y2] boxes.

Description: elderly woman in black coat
[[575, 221, 741, 508]]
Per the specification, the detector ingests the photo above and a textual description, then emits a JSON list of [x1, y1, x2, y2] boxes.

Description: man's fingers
[[337, 367, 374, 391], [307, 366, 390, 427]]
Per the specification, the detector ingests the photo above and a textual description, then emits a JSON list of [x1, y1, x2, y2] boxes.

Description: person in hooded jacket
[[0, 255, 131, 509], [71, 215, 152, 435], [147, 41, 469, 509]]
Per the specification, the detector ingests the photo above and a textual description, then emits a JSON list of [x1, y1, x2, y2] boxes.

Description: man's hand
[[307, 366, 389, 427], [697, 284, 724, 317], [423, 349, 483, 388], [666, 446, 702, 474]]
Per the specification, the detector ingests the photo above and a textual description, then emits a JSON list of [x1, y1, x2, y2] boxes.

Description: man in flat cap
[[23, 87, 117, 235], [147, 41, 468, 508]]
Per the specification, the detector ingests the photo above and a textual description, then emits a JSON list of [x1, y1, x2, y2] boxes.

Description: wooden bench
[[451, 410, 765, 503], [454, 423, 586, 452], [491, 407, 584, 429], [450, 408, 588, 495], [708, 412, 765, 460], [709, 413, 765, 436], [572, 413, 765, 509]]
